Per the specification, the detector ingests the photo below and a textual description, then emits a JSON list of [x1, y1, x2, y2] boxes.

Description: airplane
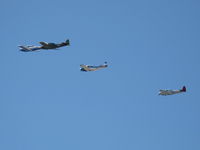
[[19, 39, 70, 52], [18, 45, 42, 52], [159, 86, 186, 96], [80, 62, 108, 72], [39, 39, 70, 49]]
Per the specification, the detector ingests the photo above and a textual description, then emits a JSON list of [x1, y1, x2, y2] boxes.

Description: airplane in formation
[[19, 39, 70, 52], [159, 86, 186, 96], [18, 39, 188, 97], [80, 62, 108, 72]]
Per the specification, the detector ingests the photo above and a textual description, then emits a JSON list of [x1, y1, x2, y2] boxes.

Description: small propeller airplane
[[159, 86, 186, 96], [80, 62, 108, 72], [19, 39, 70, 52]]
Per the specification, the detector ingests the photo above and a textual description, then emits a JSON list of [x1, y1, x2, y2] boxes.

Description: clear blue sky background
[[0, 0, 200, 150]]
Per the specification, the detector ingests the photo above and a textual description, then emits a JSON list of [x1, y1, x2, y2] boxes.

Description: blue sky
[[0, 0, 200, 150]]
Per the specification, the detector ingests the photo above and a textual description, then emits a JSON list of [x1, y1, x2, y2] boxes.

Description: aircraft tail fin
[[58, 39, 70, 47], [104, 61, 108, 67], [181, 86, 186, 92], [65, 39, 70, 45]]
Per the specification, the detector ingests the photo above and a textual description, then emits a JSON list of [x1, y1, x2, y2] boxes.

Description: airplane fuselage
[[159, 90, 182, 96], [39, 40, 70, 49], [41, 43, 58, 49]]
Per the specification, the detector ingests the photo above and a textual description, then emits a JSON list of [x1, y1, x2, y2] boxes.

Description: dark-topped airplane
[[19, 39, 70, 52]]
